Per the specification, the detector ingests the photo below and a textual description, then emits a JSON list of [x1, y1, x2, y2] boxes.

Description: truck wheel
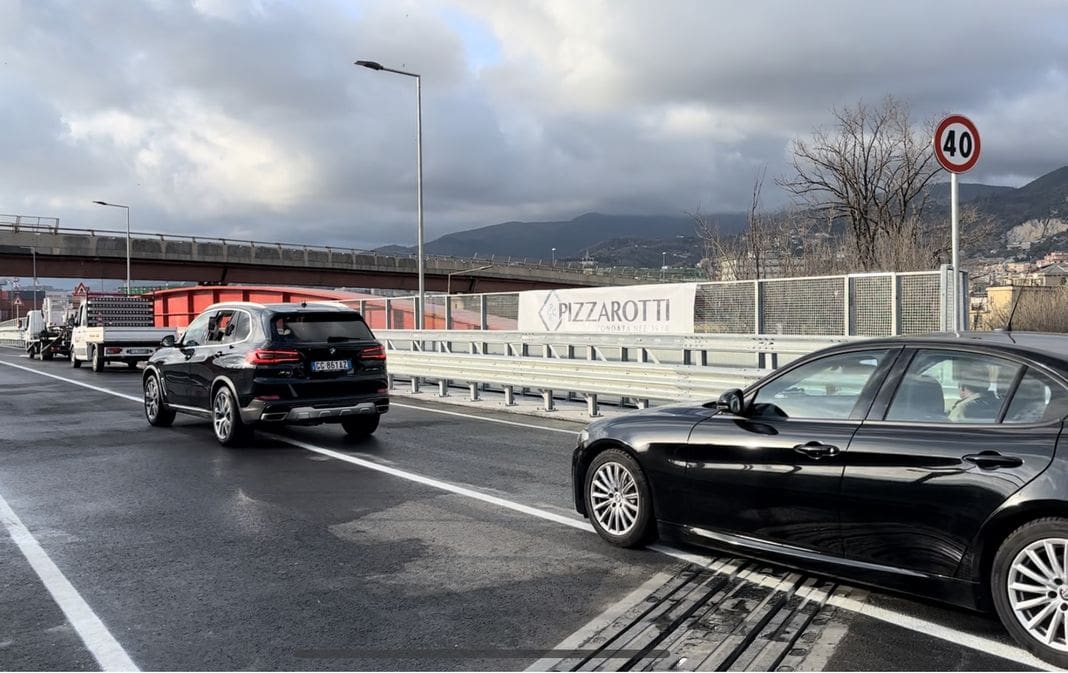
[[70, 348, 81, 368], [144, 374, 175, 427], [341, 414, 380, 437], [41, 349, 53, 361], [27, 345, 36, 359], [212, 386, 251, 447], [91, 346, 105, 372]]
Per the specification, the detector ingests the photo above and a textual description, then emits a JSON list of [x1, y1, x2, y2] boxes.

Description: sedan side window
[[1004, 369, 1068, 424], [885, 351, 1020, 424], [751, 350, 889, 420]]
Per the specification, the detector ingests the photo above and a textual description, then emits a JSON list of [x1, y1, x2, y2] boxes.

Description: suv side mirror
[[716, 388, 746, 415], [160, 334, 176, 348]]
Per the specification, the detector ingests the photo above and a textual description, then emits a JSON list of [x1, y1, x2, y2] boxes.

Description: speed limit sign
[[934, 114, 981, 173]]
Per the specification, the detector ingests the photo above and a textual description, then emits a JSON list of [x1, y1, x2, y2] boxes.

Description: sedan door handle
[[963, 451, 1023, 469], [793, 441, 840, 459]]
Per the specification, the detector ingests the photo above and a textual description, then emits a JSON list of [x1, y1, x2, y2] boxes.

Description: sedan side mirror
[[160, 334, 176, 348], [716, 388, 746, 415]]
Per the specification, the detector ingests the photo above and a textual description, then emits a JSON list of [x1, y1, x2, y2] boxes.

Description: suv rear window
[[269, 312, 374, 342]]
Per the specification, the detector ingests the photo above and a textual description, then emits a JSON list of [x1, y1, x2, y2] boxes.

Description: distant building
[[1038, 251, 1068, 266]]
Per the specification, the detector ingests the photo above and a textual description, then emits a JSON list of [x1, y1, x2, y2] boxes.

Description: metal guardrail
[[379, 330, 848, 415], [378, 330, 855, 369], [0, 319, 24, 347], [386, 350, 765, 416]]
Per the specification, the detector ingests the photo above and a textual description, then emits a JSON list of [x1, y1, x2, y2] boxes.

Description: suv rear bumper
[[240, 396, 389, 425]]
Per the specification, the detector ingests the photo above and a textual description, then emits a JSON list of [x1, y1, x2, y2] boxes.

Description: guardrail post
[[387, 374, 395, 391], [385, 299, 393, 329], [542, 390, 555, 411], [637, 399, 650, 410], [586, 393, 600, 417], [480, 298, 488, 330], [438, 379, 448, 397], [469, 383, 479, 401], [504, 386, 516, 406], [410, 376, 420, 394]]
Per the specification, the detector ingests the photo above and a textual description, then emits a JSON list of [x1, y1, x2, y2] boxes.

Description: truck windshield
[[269, 313, 374, 342]]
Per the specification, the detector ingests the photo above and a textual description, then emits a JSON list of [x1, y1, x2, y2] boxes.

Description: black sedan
[[143, 302, 389, 445], [573, 332, 1068, 665]]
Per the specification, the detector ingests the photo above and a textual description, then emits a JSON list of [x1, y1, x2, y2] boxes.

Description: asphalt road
[[0, 348, 1051, 671]]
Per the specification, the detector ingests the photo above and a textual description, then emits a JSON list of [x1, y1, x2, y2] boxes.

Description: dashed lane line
[[0, 359, 1053, 670]]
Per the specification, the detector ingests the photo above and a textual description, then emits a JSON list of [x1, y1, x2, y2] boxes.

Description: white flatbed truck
[[68, 294, 175, 372]]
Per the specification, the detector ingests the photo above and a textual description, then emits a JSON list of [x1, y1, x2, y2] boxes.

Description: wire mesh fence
[[354, 269, 953, 336]]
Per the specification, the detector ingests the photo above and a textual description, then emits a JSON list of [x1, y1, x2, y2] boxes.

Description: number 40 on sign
[[935, 114, 981, 174]]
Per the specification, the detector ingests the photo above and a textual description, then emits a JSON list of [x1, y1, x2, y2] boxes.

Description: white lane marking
[[0, 361, 141, 403], [0, 492, 140, 672], [0, 361, 1051, 668], [824, 592, 1055, 671], [524, 570, 676, 672], [265, 434, 593, 531], [391, 401, 580, 435]]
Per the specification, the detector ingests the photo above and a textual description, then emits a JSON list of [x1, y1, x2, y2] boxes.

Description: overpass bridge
[[0, 220, 665, 292]]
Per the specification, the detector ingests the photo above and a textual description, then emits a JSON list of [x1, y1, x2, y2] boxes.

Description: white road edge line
[[391, 401, 580, 435], [0, 360, 141, 402], [0, 492, 140, 672], [0, 360, 1050, 669]]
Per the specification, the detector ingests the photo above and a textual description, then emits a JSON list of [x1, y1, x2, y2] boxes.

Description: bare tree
[[778, 96, 941, 271], [985, 287, 1068, 333]]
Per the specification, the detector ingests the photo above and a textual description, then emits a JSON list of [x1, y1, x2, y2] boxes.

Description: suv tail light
[[360, 344, 386, 361], [246, 348, 302, 365]]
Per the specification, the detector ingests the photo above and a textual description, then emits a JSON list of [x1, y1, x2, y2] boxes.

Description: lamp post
[[551, 247, 557, 266], [355, 59, 425, 329], [446, 265, 493, 295], [92, 200, 131, 294], [32, 244, 37, 311]]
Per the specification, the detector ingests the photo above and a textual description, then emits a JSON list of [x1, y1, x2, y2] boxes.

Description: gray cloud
[[1, 0, 1066, 250]]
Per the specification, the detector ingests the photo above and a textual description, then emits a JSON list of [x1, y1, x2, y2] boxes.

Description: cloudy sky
[[2, 0, 1066, 249]]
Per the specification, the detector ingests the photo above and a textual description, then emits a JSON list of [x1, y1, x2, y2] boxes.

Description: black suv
[[142, 302, 388, 445]]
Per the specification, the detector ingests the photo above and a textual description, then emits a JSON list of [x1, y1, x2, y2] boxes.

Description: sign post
[[934, 114, 982, 331]]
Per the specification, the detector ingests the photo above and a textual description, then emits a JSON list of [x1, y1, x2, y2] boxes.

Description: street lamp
[[551, 247, 557, 266], [446, 265, 493, 295], [92, 200, 131, 294], [355, 59, 425, 329]]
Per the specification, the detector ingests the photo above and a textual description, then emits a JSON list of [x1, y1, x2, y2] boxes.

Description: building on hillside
[[1038, 251, 1068, 266], [979, 264, 1068, 329]]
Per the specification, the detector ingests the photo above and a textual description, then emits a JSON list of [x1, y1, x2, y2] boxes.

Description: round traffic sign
[[934, 114, 981, 173]]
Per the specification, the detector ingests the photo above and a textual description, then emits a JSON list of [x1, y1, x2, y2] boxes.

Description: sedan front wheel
[[585, 448, 655, 548]]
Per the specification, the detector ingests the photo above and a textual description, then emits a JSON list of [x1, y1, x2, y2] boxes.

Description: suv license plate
[[311, 359, 352, 372]]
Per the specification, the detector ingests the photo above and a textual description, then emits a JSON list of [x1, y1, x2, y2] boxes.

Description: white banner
[[518, 283, 697, 334]]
